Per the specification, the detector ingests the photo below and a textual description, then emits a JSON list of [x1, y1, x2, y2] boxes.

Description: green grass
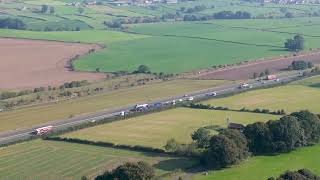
[[203, 76, 320, 113], [74, 18, 320, 73], [195, 144, 320, 180], [0, 140, 196, 179], [2, 16, 320, 73], [0, 79, 226, 132], [62, 108, 278, 148], [0, 29, 146, 44]]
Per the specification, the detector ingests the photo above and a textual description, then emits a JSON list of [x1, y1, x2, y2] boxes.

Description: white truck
[[239, 83, 252, 89], [134, 104, 149, 111]]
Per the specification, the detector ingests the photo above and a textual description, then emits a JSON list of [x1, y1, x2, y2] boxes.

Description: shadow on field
[[309, 83, 320, 89], [153, 158, 198, 171], [269, 48, 287, 52]]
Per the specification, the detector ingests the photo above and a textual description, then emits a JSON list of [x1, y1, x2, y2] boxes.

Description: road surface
[[0, 72, 308, 145]]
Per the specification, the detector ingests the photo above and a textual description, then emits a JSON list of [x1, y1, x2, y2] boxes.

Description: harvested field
[[0, 38, 104, 89], [196, 49, 320, 80]]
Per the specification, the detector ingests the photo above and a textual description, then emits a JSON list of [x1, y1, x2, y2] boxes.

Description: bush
[[289, 60, 309, 70], [268, 168, 320, 180]]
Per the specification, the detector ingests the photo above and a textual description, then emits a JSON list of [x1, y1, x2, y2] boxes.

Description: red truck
[[266, 75, 277, 80], [31, 126, 53, 135]]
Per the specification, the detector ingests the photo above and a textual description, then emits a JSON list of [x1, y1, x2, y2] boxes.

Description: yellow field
[[62, 108, 278, 148], [204, 76, 320, 113], [0, 140, 195, 180], [0, 79, 227, 132]]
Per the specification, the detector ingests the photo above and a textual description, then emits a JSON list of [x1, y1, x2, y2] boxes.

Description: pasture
[[203, 76, 320, 113], [62, 108, 278, 148], [0, 79, 226, 132], [194, 144, 320, 180], [2, 17, 320, 74], [0, 140, 195, 179]]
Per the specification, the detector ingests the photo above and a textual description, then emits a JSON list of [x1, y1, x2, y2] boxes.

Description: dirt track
[[195, 49, 320, 80], [0, 38, 104, 89]]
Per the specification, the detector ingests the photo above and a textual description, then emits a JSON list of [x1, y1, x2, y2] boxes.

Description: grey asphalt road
[[0, 72, 306, 145]]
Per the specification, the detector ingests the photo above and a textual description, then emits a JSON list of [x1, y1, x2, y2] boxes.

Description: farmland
[[0, 79, 226, 132], [0, 38, 104, 89], [62, 108, 278, 148], [203, 75, 320, 113], [194, 144, 320, 180], [1, 17, 320, 73], [2, 0, 320, 179], [0, 140, 196, 179]]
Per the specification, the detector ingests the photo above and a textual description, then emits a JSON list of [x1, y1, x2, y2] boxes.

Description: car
[[183, 94, 188, 97], [188, 97, 194, 101], [275, 78, 280, 82], [208, 92, 217, 96], [178, 99, 183, 102]]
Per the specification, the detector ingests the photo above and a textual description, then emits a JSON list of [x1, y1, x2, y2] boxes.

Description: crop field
[[2, 16, 320, 74], [204, 76, 320, 113], [194, 144, 320, 180], [0, 79, 226, 132], [0, 38, 104, 89], [62, 108, 278, 148], [0, 140, 196, 179]]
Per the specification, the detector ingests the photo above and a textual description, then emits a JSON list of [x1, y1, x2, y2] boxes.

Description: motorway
[[0, 72, 307, 145]]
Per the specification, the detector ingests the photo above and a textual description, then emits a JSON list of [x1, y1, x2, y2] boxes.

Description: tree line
[[165, 110, 320, 169], [104, 10, 252, 29], [188, 103, 286, 115], [0, 18, 26, 30]]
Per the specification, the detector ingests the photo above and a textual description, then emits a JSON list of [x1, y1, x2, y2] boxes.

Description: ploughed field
[[0, 38, 103, 89], [203, 76, 320, 113], [0, 140, 195, 180], [62, 108, 278, 148]]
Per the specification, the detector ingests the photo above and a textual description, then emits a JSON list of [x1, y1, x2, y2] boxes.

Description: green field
[[2, 17, 320, 73], [203, 76, 320, 113], [0, 140, 195, 180], [0, 79, 227, 132], [62, 108, 278, 148], [194, 144, 320, 180]]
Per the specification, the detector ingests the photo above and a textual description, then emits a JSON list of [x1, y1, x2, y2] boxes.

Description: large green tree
[[284, 35, 304, 51], [267, 116, 306, 153], [291, 110, 320, 144], [95, 161, 155, 180], [191, 127, 211, 148], [243, 122, 273, 155], [220, 129, 250, 159], [202, 135, 241, 169]]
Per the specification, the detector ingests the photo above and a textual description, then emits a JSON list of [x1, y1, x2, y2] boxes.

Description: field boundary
[[186, 49, 320, 79]]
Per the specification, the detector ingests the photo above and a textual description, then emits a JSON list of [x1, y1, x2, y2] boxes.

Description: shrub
[[268, 168, 320, 180]]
